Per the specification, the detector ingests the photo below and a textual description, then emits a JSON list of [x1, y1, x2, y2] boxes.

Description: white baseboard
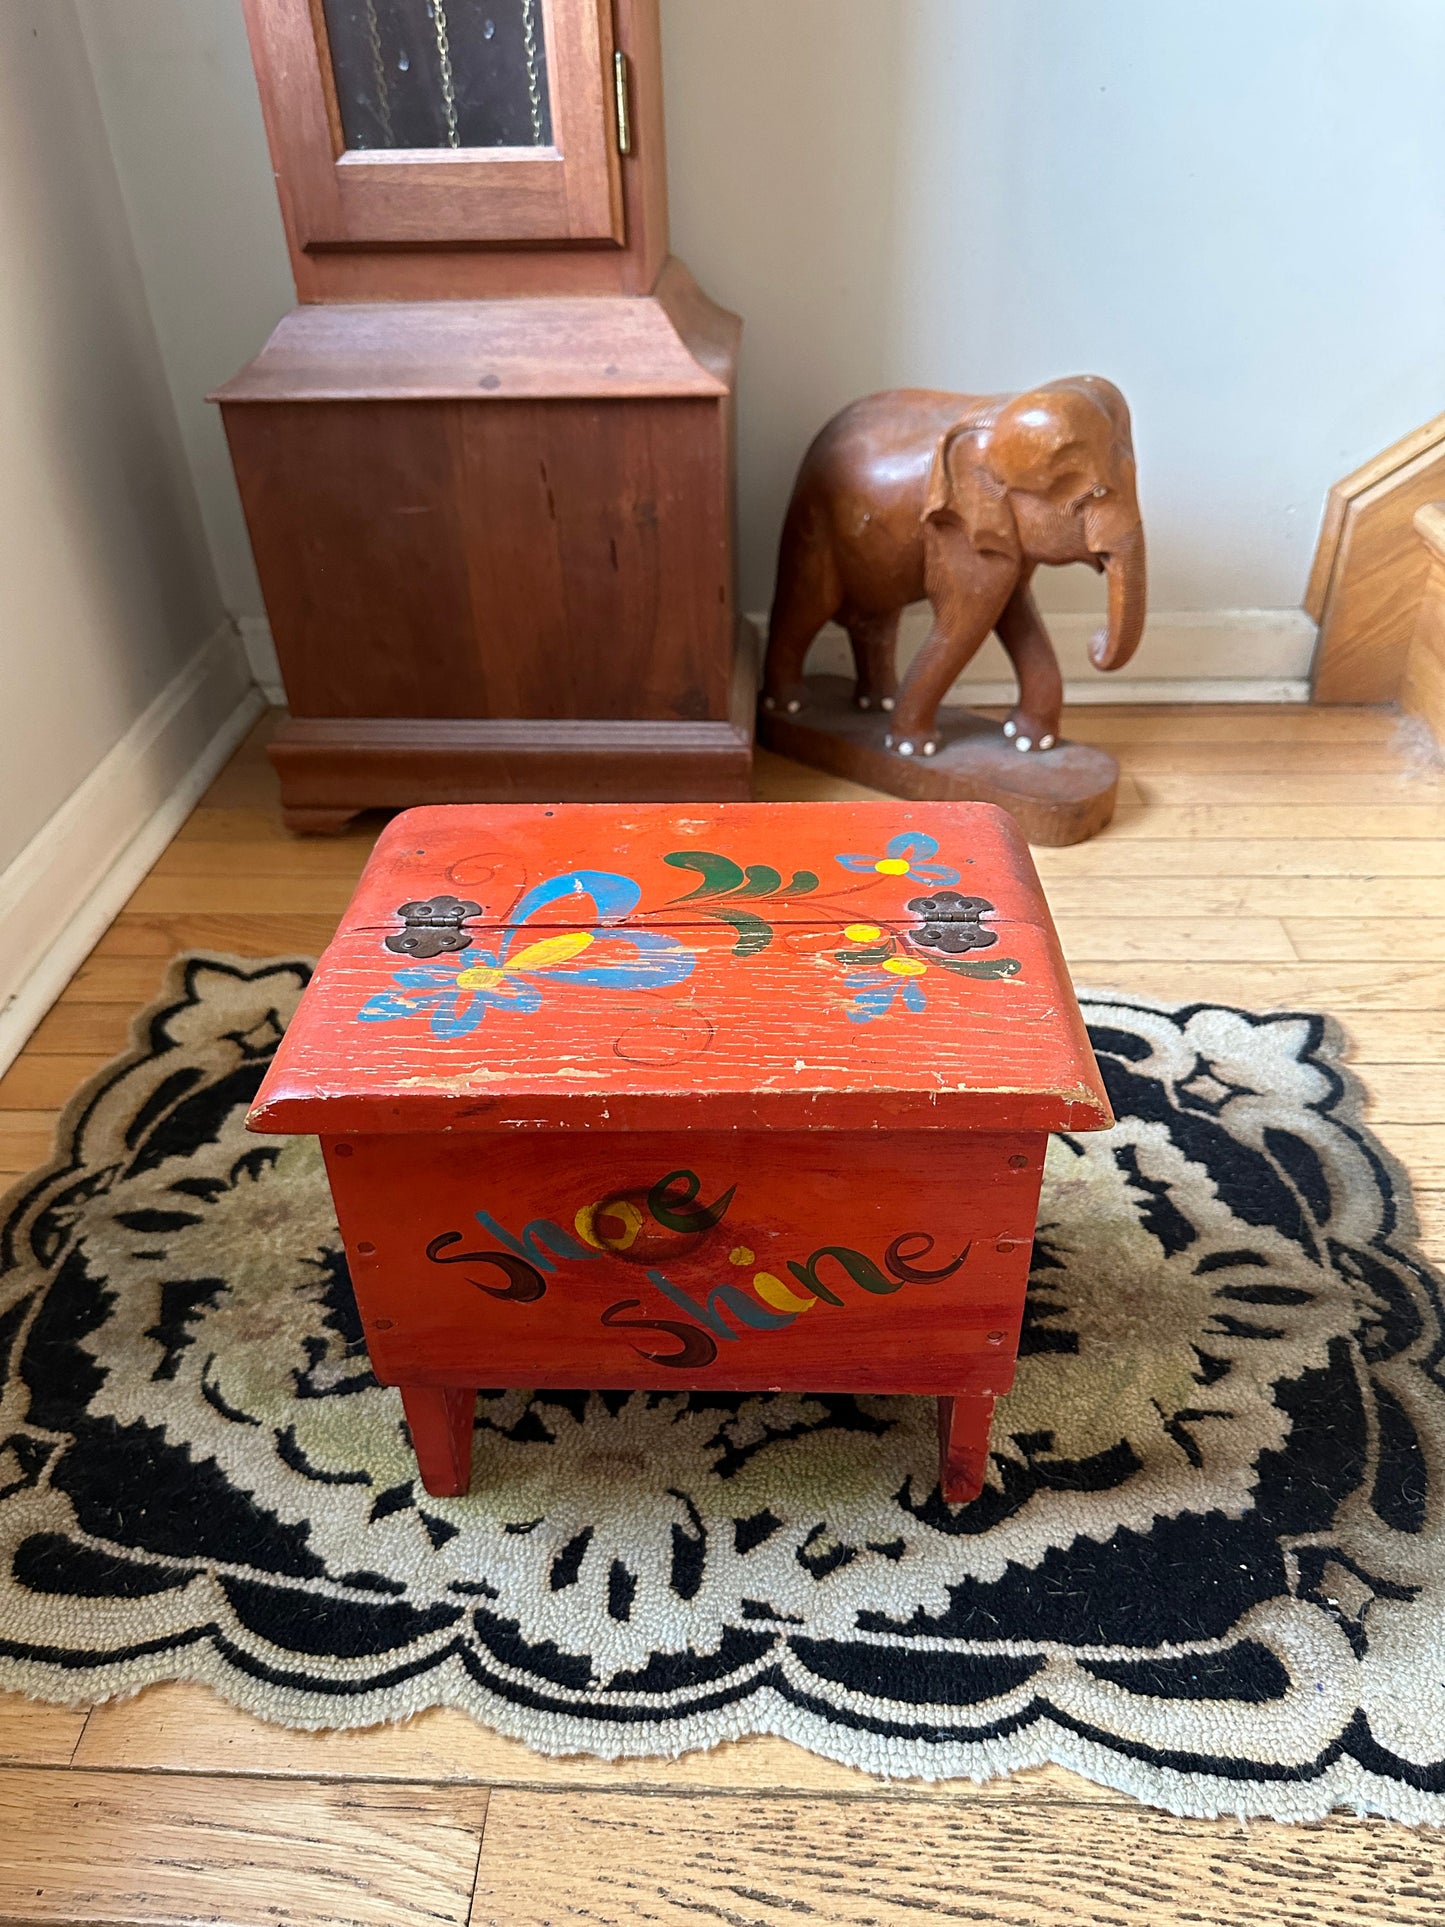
[[240, 606, 1318, 713], [239, 614, 285, 707], [0, 625, 265, 1078], [752, 605, 1317, 706]]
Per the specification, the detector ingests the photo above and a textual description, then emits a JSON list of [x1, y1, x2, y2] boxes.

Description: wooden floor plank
[[172, 807, 386, 846], [1048, 877, 1445, 918], [1344, 1064, 1444, 1123], [72, 1682, 1120, 1805], [0, 1696, 87, 1769], [0, 1112, 59, 1175], [23, 1005, 139, 1057], [126, 877, 362, 917], [1365, 1124, 1445, 1188], [1103, 805, 1445, 839], [1287, 920, 1445, 961], [0, 1767, 487, 1927], [1133, 771, 1445, 805], [152, 840, 381, 880], [1054, 917, 1297, 962], [467, 1786, 1445, 1927], [1074, 963, 1445, 1013], [1033, 840, 1445, 879], [1045, 705, 1399, 744], [90, 914, 340, 959], [58, 957, 202, 1004], [0, 1053, 110, 1111], [1114, 741, 1442, 773], [1415, 1189, 1445, 1255]]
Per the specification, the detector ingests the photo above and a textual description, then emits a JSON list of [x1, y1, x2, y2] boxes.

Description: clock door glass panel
[[320, 0, 554, 150]]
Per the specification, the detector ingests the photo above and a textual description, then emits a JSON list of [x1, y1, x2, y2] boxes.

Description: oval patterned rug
[[1, 955, 1442, 1824]]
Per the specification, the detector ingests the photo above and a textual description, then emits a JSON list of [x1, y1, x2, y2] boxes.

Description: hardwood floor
[[0, 703, 1442, 1925]]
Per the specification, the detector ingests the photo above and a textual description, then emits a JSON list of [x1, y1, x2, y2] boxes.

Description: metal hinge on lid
[[613, 49, 633, 156]]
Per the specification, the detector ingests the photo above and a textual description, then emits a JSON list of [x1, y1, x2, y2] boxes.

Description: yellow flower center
[[882, 956, 926, 977], [874, 857, 910, 875], [844, 923, 883, 942]]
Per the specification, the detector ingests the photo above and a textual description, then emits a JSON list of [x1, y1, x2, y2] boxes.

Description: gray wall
[[0, 0, 225, 868]]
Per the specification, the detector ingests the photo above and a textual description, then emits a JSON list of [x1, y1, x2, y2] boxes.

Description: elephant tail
[[762, 488, 843, 705]]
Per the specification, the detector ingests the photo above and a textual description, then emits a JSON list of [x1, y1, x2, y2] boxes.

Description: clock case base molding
[[758, 676, 1119, 847], [269, 624, 758, 834]]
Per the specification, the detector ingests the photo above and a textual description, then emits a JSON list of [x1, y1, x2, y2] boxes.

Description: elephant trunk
[[1090, 529, 1147, 672]]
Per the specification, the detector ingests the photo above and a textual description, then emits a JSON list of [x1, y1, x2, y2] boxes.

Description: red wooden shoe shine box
[[248, 801, 1111, 1503]]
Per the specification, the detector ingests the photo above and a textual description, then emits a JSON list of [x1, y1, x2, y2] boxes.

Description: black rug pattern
[[1, 955, 1443, 1823]]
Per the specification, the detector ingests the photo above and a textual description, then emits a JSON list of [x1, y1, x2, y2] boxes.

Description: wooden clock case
[[215, 0, 747, 832]]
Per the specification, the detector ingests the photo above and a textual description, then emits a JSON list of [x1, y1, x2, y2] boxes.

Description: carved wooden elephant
[[761, 376, 1146, 754]]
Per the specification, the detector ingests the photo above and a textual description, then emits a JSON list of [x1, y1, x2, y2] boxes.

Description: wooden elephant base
[[759, 676, 1119, 846]]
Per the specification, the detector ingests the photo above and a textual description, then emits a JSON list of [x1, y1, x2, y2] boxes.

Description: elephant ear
[[923, 425, 1019, 560]]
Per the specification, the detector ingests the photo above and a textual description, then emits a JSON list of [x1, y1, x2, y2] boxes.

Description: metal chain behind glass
[[520, 0, 544, 145], [361, 0, 395, 145], [429, 0, 460, 148]]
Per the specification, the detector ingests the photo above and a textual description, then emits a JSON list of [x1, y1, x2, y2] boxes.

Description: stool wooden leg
[[401, 1385, 476, 1497], [938, 1394, 996, 1504]]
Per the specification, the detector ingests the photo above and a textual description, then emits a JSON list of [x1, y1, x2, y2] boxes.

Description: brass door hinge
[[613, 48, 633, 156]]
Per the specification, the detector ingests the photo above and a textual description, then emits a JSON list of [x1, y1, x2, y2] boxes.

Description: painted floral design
[[834, 831, 960, 888], [844, 951, 929, 1022], [359, 869, 694, 1037]]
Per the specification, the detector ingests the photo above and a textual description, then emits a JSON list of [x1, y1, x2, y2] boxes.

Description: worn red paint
[[249, 800, 1111, 1502]]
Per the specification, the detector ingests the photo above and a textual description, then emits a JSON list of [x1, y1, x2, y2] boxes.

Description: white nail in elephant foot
[[1004, 715, 1059, 753]]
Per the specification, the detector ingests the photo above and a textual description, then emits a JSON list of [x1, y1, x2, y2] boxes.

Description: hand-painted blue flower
[[835, 832, 960, 888], [358, 868, 694, 1038], [844, 964, 928, 1023]]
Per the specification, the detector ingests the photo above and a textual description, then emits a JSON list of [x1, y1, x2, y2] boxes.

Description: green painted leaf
[[784, 871, 820, 895], [710, 909, 774, 957], [837, 944, 895, 966], [934, 955, 1023, 979], [736, 865, 784, 898], [663, 851, 745, 900]]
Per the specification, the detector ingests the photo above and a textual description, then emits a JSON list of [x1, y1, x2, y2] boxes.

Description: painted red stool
[[249, 801, 1110, 1503]]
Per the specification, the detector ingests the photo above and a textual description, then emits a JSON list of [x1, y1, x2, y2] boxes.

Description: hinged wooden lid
[[248, 802, 1111, 1136]]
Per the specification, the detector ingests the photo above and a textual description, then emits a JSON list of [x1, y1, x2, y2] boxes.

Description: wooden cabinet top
[[250, 802, 1111, 1137]]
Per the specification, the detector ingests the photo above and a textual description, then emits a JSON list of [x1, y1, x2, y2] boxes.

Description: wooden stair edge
[[1401, 500, 1445, 748], [1307, 413, 1445, 705], [1305, 409, 1445, 620]]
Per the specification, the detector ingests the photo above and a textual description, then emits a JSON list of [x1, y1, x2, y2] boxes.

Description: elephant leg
[[845, 609, 901, 712], [887, 546, 1014, 756], [994, 580, 1064, 752]]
